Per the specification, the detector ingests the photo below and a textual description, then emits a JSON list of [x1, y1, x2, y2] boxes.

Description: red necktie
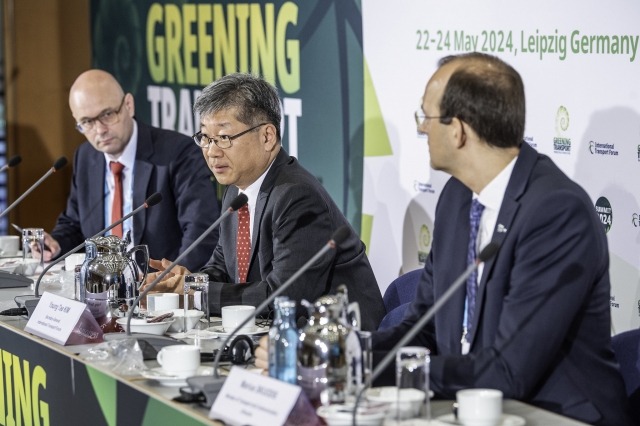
[[236, 204, 251, 283], [110, 161, 125, 238]]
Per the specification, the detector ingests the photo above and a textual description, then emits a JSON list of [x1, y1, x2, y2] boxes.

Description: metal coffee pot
[[297, 288, 361, 406], [81, 231, 149, 322]]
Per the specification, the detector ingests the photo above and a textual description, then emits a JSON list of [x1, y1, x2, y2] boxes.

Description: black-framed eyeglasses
[[193, 123, 268, 149], [75, 96, 127, 134]]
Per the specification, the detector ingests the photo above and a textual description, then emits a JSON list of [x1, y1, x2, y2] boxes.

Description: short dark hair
[[437, 53, 525, 148], [194, 73, 281, 141]]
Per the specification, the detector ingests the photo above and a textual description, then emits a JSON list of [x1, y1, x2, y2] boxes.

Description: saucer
[[436, 413, 526, 426], [206, 325, 269, 336], [141, 366, 213, 386]]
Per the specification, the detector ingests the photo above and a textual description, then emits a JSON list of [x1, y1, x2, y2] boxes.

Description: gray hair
[[194, 73, 281, 141]]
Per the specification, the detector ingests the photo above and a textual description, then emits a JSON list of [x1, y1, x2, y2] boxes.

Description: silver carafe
[[82, 232, 149, 325], [297, 294, 352, 406]]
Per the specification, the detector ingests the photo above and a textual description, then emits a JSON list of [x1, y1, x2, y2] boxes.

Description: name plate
[[24, 292, 87, 345], [210, 366, 301, 426]]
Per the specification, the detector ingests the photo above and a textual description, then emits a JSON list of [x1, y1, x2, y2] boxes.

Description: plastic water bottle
[[268, 296, 288, 379], [273, 299, 298, 384]]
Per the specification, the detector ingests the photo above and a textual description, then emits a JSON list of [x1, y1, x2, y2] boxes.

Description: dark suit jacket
[[51, 120, 219, 271], [201, 148, 386, 331], [373, 143, 631, 426]]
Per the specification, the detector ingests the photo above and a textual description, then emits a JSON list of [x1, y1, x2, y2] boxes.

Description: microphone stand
[[351, 242, 500, 426]]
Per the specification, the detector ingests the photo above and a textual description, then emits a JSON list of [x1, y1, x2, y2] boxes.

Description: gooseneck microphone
[[32, 192, 164, 299], [211, 225, 351, 380], [352, 242, 501, 426], [124, 193, 249, 336], [0, 157, 67, 220], [0, 155, 22, 173]]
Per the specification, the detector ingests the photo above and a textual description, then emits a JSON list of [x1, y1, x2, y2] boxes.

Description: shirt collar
[[238, 158, 275, 211], [475, 155, 518, 212], [103, 120, 138, 169]]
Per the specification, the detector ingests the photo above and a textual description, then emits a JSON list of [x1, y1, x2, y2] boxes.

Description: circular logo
[[633, 213, 639, 227], [555, 106, 570, 136], [419, 225, 431, 251], [589, 141, 595, 154], [595, 197, 612, 233]]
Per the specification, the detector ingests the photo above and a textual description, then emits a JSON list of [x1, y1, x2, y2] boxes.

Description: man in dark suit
[[43, 70, 218, 271], [372, 53, 631, 425], [145, 73, 385, 331]]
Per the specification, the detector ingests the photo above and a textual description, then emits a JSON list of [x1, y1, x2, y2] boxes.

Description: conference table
[[0, 280, 590, 425]]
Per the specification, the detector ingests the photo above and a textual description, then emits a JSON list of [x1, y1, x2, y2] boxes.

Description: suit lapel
[[87, 150, 106, 235], [132, 120, 154, 245], [468, 143, 538, 348], [248, 148, 288, 269]]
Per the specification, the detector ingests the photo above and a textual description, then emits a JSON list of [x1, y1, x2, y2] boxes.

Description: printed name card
[[24, 292, 87, 345], [210, 366, 301, 426]]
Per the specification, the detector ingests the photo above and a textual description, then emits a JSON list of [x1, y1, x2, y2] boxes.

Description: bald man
[[46, 70, 219, 271]]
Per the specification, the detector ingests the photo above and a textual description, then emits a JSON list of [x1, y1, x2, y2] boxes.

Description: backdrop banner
[[90, 0, 365, 229], [362, 0, 640, 333]]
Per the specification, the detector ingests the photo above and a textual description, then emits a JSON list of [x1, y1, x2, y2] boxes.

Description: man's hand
[[30, 232, 61, 262], [140, 258, 192, 294], [255, 335, 269, 375]]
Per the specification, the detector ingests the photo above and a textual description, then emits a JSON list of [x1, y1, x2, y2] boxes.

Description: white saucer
[[206, 325, 269, 336], [169, 329, 219, 339], [436, 413, 526, 426], [141, 366, 213, 386]]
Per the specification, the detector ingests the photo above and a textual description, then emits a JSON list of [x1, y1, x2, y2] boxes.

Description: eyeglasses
[[193, 123, 268, 149], [75, 96, 126, 134], [414, 109, 451, 127]]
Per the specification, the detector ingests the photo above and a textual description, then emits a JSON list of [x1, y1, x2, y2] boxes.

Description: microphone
[[351, 242, 500, 425], [0, 157, 67, 220], [14, 193, 163, 315], [0, 155, 22, 173], [184, 225, 351, 405]]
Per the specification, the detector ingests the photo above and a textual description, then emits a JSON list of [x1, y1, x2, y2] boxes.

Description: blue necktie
[[465, 198, 485, 335]]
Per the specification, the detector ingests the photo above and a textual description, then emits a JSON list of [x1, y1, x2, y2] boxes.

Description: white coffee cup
[[156, 345, 200, 377], [456, 388, 503, 426], [222, 305, 256, 333], [0, 236, 19, 257], [147, 293, 179, 311]]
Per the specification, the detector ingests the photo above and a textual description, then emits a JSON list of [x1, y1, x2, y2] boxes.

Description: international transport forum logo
[[553, 106, 571, 154]]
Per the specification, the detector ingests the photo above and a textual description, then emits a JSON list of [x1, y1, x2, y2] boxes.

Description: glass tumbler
[[358, 331, 373, 392], [22, 228, 44, 275], [184, 273, 209, 333], [396, 346, 430, 422]]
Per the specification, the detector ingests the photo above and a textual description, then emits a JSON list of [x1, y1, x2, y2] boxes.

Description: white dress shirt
[[462, 155, 517, 354], [103, 121, 138, 243]]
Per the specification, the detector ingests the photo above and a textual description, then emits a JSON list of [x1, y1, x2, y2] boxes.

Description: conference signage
[[90, 0, 366, 230]]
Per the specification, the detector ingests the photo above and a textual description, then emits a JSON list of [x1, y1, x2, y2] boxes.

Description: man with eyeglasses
[[363, 53, 631, 425], [43, 70, 219, 271], [141, 72, 386, 331]]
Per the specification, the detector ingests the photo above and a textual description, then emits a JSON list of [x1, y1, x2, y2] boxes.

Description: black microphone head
[[229, 193, 248, 211], [8, 155, 21, 167], [53, 157, 68, 171], [145, 192, 163, 207], [478, 242, 500, 263], [331, 226, 351, 246]]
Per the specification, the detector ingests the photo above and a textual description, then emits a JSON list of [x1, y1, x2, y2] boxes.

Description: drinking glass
[[184, 273, 209, 333], [22, 228, 44, 275], [358, 331, 373, 392], [396, 346, 430, 422]]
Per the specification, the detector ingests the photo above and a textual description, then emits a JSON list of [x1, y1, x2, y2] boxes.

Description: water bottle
[[268, 296, 288, 379], [273, 299, 298, 384]]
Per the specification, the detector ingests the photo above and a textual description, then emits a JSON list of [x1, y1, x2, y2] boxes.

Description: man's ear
[[451, 117, 467, 149], [263, 123, 278, 151], [125, 93, 136, 117]]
